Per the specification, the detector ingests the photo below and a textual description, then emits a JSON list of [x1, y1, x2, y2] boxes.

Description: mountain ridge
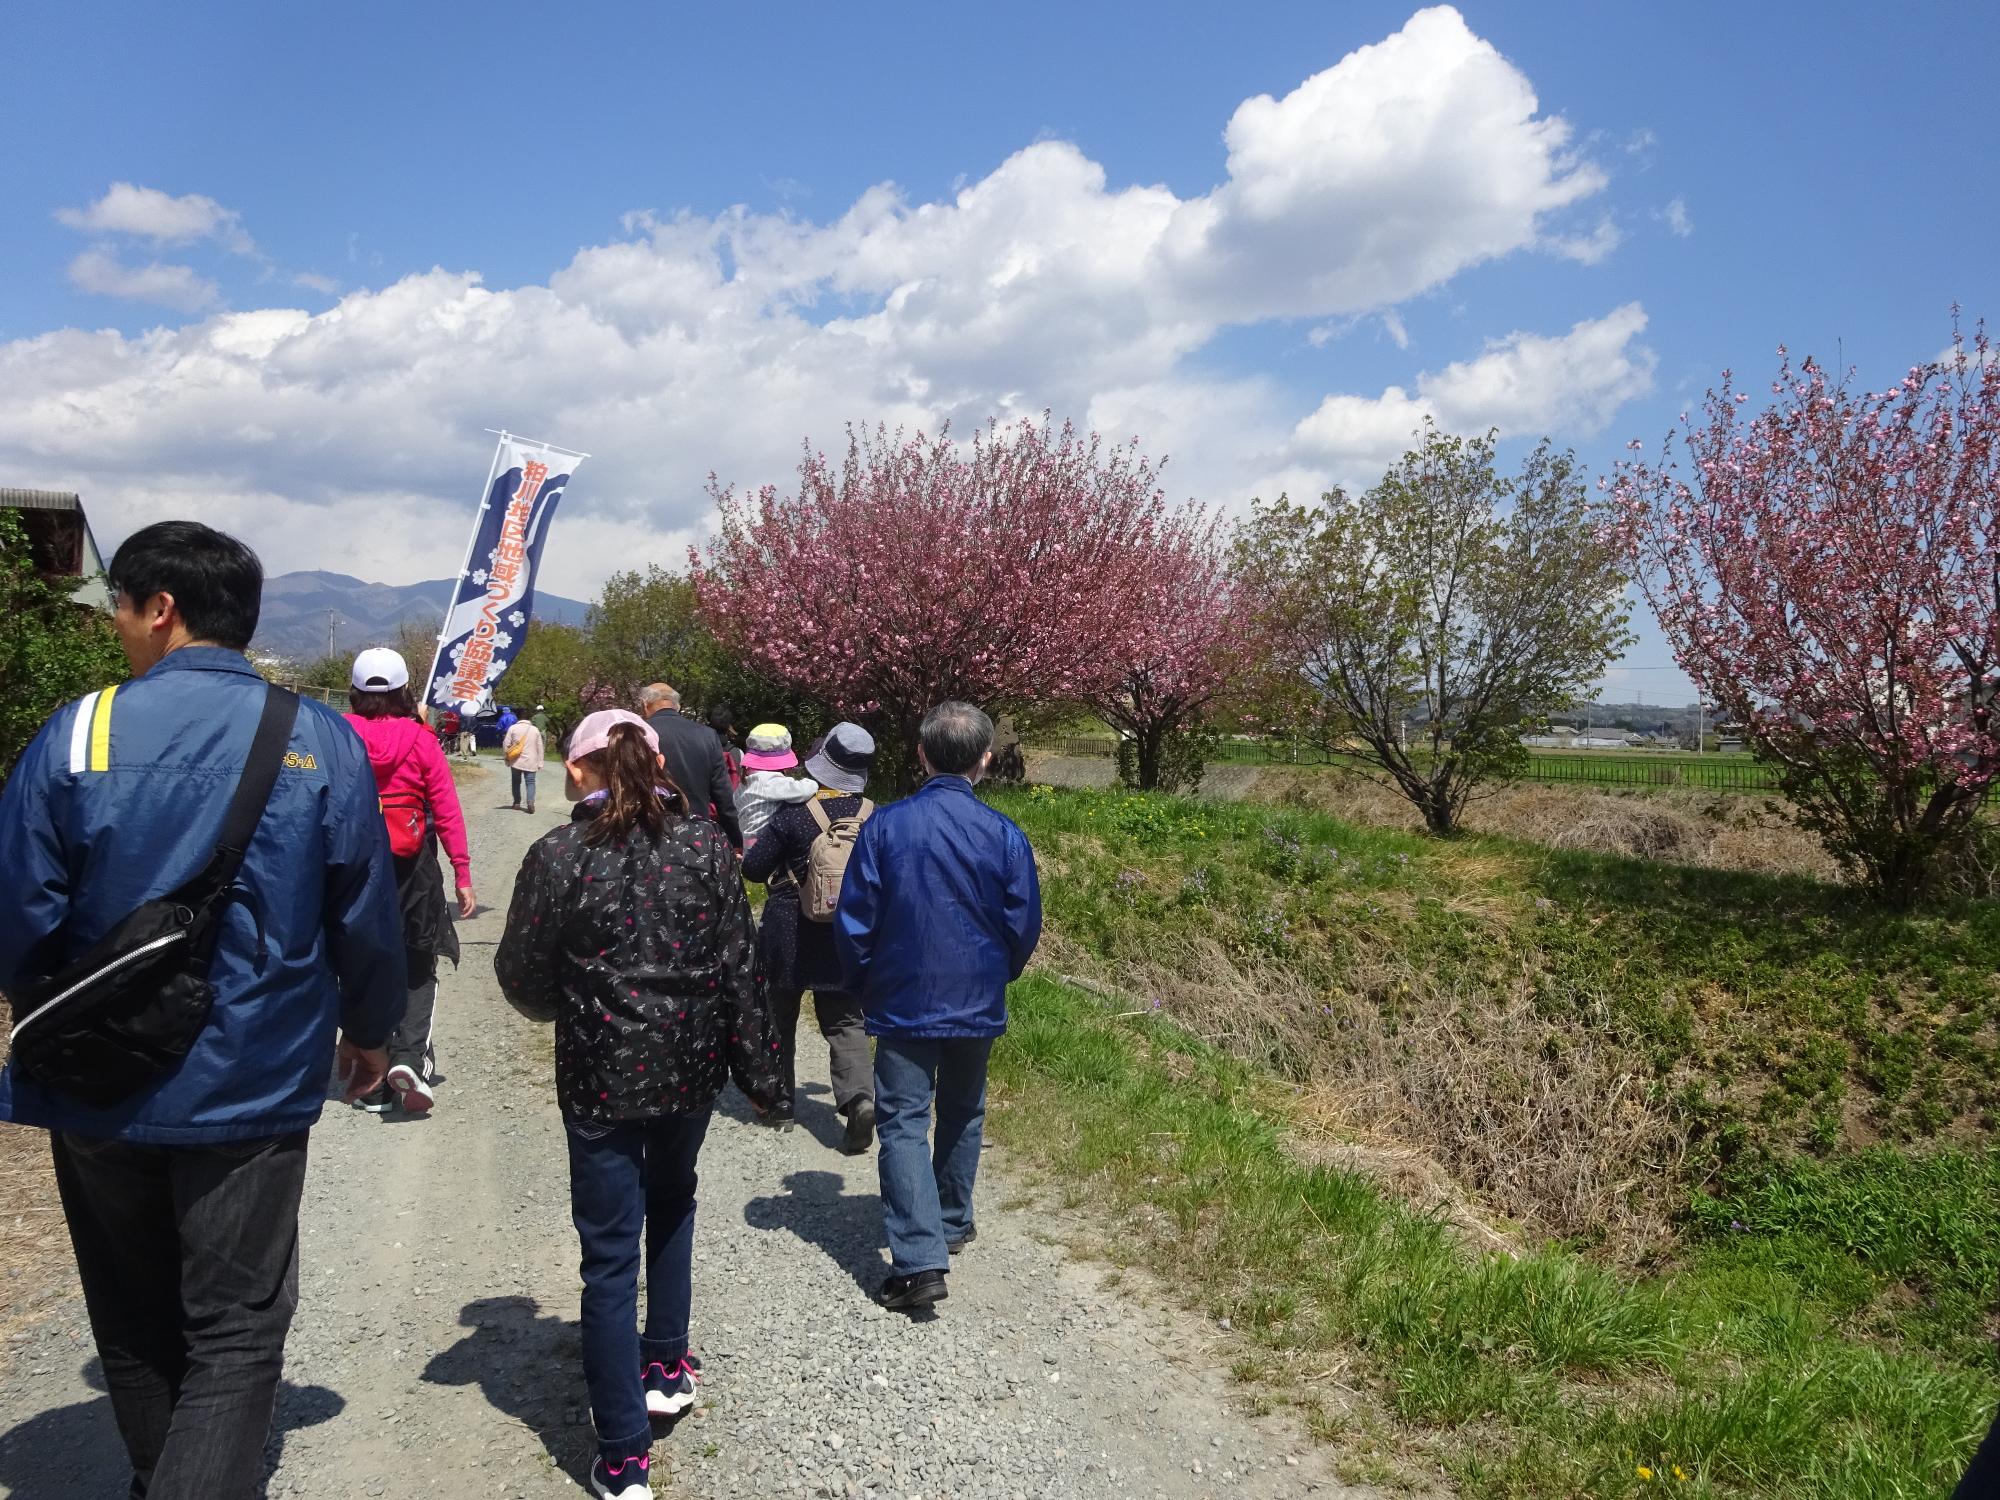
[[252, 569, 589, 662]]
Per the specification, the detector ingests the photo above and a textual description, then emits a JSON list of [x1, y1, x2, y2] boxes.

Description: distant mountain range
[[252, 569, 590, 663]]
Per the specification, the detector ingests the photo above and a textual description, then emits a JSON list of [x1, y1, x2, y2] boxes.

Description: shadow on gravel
[[742, 1169, 886, 1298], [423, 1296, 595, 1487], [0, 1359, 343, 1498], [719, 1080, 847, 1153]]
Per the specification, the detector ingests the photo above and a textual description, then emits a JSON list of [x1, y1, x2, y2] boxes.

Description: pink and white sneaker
[[643, 1355, 700, 1418], [589, 1453, 652, 1500]]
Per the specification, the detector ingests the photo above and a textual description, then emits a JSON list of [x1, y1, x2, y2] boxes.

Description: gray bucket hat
[[804, 722, 876, 794]]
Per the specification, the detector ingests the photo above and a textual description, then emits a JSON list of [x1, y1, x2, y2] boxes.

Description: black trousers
[[1958, 1405, 2000, 1498], [50, 1131, 308, 1500], [770, 987, 872, 1115], [388, 949, 439, 1080]]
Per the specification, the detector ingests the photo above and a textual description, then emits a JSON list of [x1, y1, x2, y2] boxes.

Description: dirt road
[[0, 769, 1362, 1499]]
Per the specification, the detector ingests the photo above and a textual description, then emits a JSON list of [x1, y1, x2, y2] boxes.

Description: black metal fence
[[1517, 755, 1781, 794]]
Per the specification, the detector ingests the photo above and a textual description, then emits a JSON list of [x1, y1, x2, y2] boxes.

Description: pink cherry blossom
[[1614, 317, 2000, 905], [694, 415, 1186, 783]]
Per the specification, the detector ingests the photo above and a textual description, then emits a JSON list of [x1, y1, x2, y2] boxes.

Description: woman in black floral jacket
[[496, 709, 783, 1500]]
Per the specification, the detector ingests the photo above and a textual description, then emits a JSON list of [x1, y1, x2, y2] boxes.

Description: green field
[[1040, 735, 1782, 793], [981, 781, 1999, 1495]]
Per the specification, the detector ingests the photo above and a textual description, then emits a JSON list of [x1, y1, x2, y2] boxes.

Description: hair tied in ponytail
[[580, 722, 674, 844]]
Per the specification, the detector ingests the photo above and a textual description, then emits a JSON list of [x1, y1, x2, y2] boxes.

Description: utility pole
[[325, 609, 337, 659]]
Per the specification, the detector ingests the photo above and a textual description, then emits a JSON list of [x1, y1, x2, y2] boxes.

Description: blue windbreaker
[[0, 647, 407, 1143], [833, 775, 1041, 1038]]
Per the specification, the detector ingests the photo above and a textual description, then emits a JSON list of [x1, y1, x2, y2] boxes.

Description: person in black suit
[[639, 683, 742, 850]]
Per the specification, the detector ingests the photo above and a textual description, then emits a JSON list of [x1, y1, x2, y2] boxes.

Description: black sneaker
[[876, 1269, 948, 1310], [842, 1098, 876, 1155], [947, 1225, 977, 1255], [352, 1086, 394, 1114], [763, 1106, 795, 1132], [643, 1354, 700, 1419], [589, 1453, 652, 1500]]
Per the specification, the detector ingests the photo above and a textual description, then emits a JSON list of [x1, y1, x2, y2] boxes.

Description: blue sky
[[5, 2, 1995, 705]]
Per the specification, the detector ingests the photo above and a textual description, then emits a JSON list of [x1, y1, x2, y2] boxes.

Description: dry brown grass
[[1045, 927, 1693, 1260], [0, 1009, 76, 1354], [1255, 767, 1842, 882]]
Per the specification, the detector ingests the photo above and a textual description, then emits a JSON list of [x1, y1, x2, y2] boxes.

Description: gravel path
[[0, 769, 1366, 1499]]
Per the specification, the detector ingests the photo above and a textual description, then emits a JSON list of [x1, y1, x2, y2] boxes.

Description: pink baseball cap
[[567, 709, 659, 761]]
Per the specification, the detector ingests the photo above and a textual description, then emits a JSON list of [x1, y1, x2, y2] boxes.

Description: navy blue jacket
[[0, 648, 407, 1143], [834, 776, 1041, 1038]]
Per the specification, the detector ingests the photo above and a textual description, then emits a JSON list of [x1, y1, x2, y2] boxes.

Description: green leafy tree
[[586, 565, 728, 711], [499, 622, 609, 746], [0, 509, 128, 787], [1238, 421, 1632, 834]]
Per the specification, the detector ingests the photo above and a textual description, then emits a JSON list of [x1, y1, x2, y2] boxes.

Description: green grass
[[993, 783, 2000, 1169], [988, 973, 1995, 1496], [976, 781, 2000, 1493]]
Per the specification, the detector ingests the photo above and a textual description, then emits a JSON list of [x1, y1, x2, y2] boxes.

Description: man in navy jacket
[[0, 521, 404, 1500], [835, 701, 1041, 1310]]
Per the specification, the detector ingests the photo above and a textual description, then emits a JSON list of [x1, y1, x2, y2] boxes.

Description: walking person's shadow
[[422, 1295, 596, 1485], [742, 1169, 891, 1301], [0, 1358, 343, 1498]]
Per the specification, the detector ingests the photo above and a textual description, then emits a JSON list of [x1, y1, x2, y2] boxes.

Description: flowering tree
[[1615, 328, 2000, 906], [1087, 514, 1256, 793], [695, 417, 1174, 785], [1239, 422, 1631, 834]]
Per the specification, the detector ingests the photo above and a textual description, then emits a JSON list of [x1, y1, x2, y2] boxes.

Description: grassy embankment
[[977, 783, 2000, 1496]]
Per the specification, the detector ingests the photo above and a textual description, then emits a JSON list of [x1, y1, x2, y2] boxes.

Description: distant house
[[2, 488, 111, 609], [1523, 725, 1641, 750]]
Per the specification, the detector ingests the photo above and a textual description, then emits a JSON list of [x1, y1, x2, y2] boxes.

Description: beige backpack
[[799, 797, 874, 922]]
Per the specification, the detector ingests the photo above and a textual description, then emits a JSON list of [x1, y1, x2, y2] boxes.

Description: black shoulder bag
[[9, 684, 300, 1107]]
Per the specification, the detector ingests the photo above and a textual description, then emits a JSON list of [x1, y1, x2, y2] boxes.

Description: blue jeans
[[510, 767, 537, 805], [565, 1112, 710, 1462], [874, 1036, 993, 1276]]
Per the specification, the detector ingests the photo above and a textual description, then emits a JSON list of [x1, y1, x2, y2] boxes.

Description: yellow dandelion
[[1636, 1466, 1654, 1482], [1673, 1466, 1689, 1482]]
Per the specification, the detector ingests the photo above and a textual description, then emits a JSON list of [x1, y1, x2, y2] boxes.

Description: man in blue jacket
[[835, 701, 1041, 1311], [0, 520, 405, 1500]]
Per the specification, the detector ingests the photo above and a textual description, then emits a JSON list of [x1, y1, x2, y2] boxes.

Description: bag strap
[[808, 799, 833, 834], [206, 684, 300, 886]]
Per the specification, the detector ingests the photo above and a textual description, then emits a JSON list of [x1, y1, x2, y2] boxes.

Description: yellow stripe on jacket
[[88, 683, 119, 772]]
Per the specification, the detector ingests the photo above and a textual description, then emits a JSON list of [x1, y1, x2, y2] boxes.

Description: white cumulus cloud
[[1, 6, 1645, 598], [64, 249, 221, 313], [56, 182, 256, 255], [1290, 304, 1657, 488]]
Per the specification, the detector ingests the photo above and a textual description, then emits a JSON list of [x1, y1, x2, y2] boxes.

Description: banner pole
[[427, 431, 511, 698]]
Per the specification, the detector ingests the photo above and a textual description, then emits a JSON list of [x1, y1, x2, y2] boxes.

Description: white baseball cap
[[350, 647, 411, 692]]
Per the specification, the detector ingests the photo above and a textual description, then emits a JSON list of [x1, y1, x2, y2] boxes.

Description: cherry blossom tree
[[1087, 514, 1257, 792], [694, 417, 1175, 786], [1616, 327, 2000, 907]]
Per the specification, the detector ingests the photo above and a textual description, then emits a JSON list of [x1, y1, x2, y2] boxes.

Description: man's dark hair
[[706, 702, 736, 735], [107, 521, 263, 651], [919, 701, 994, 776]]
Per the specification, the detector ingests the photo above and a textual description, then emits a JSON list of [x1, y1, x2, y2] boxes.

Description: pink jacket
[[342, 713, 473, 889]]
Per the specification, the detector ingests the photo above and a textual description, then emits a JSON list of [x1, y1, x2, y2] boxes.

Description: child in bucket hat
[[736, 723, 817, 849]]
